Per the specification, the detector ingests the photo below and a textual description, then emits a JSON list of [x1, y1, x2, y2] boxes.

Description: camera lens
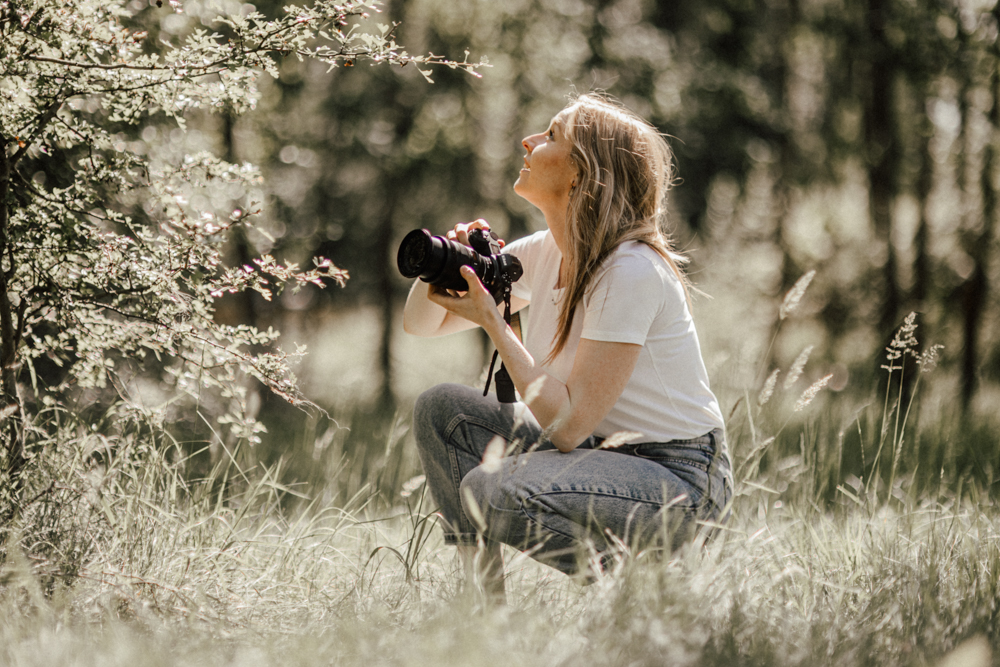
[[397, 229, 474, 291], [397, 229, 432, 279], [397, 228, 522, 302]]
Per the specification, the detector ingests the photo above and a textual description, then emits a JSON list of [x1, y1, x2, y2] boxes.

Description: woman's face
[[513, 109, 578, 219]]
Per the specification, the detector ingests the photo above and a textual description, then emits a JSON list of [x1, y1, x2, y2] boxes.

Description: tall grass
[[2, 305, 999, 665]]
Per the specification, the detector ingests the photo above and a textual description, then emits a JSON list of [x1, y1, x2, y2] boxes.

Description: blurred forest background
[[192, 0, 999, 423], [32, 0, 1000, 487], [6, 2, 1000, 659]]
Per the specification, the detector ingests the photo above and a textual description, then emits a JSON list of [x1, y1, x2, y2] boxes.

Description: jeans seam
[[443, 413, 517, 446], [444, 442, 468, 537], [515, 505, 579, 544], [444, 413, 521, 538], [634, 456, 711, 471], [706, 429, 715, 516], [518, 492, 698, 546], [526, 489, 697, 508]]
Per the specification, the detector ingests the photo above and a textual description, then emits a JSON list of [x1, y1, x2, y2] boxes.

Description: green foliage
[[0, 0, 484, 510], [1, 0, 999, 662]]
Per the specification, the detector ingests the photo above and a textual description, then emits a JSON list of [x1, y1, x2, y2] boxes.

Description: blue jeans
[[413, 383, 733, 575]]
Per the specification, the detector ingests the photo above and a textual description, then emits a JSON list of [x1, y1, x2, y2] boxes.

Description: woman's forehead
[[550, 107, 575, 128]]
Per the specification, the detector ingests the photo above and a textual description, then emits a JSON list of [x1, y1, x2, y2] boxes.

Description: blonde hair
[[548, 92, 687, 362]]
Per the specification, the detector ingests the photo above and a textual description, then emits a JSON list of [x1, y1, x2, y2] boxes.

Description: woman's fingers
[[427, 266, 495, 327], [460, 265, 489, 294], [448, 218, 491, 247]]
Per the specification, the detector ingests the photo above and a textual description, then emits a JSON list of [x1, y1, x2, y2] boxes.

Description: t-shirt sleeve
[[503, 230, 547, 302], [581, 253, 672, 345]]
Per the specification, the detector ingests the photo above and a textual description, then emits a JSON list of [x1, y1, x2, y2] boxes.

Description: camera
[[396, 228, 523, 304]]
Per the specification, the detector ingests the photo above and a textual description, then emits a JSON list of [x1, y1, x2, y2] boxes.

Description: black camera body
[[397, 228, 523, 304]]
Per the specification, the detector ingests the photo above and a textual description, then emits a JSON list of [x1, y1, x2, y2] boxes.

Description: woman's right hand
[[445, 218, 504, 249]]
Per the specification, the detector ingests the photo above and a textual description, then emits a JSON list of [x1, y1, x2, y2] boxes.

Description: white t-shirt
[[504, 230, 724, 442]]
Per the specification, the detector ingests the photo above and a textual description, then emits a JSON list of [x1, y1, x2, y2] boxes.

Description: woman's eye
[[547, 129, 554, 139]]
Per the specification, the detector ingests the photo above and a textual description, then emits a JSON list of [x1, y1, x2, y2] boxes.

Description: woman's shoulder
[[600, 241, 681, 286], [503, 229, 553, 257], [504, 228, 551, 250]]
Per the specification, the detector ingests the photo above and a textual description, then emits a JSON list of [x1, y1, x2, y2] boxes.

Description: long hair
[[547, 93, 687, 363]]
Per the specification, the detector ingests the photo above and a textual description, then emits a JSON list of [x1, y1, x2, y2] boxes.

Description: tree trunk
[[220, 108, 260, 330], [866, 0, 901, 337], [376, 188, 397, 412], [0, 138, 26, 499], [960, 20, 999, 413], [912, 107, 932, 307]]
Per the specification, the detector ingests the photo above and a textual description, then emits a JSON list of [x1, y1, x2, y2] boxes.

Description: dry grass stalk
[[758, 369, 780, 406], [794, 373, 833, 411], [598, 431, 644, 449], [479, 436, 506, 473], [784, 346, 814, 389], [778, 270, 816, 320]]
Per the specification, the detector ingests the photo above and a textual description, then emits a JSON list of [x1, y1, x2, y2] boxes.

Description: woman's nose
[[522, 133, 541, 152]]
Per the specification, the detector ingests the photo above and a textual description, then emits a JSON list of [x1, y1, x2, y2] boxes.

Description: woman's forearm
[[482, 313, 579, 450], [424, 266, 604, 452], [403, 280, 477, 337]]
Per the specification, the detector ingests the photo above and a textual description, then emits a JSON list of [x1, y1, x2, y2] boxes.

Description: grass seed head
[[784, 345, 814, 389], [400, 475, 426, 498], [917, 344, 944, 373], [779, 269, 816, 320], [885, 312, 918, 362], [794, 373, 833, 411], [758, 369, 780, 406]]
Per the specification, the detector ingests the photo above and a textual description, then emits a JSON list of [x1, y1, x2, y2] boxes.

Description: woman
[[403, 93, 731, 593]]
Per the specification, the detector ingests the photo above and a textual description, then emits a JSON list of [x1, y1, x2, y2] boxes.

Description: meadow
[[2, 269, 999, 667], [3, 0, 999, 663]]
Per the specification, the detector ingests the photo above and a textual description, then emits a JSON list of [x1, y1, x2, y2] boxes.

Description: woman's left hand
[[426, 266, 504, 334]]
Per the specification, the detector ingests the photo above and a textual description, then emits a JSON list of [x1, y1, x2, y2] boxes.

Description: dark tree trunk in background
[[762, 0, 803, 374], [376, 187, 397, 412], [960, 16, 1000, 413], [865, 0, 901, 337], [912, 107, 933, 307], [373, 0, 409, 412], [219, 109, 260, 330], [0, 139, 26, 494]]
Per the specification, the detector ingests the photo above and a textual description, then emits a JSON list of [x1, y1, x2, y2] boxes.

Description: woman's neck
[[543, 209, 570, 289]]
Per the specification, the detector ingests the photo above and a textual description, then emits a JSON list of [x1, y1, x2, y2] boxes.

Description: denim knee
[[413, 383, 462, 451], [459, 465, 512, 541], [414, 382, 460, 425]]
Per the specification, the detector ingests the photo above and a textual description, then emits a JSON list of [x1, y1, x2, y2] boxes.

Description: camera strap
[[483, 290, 517, 403]]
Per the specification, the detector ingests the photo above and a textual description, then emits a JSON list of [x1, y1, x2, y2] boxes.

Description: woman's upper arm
[[553, 338, 642, 451]]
